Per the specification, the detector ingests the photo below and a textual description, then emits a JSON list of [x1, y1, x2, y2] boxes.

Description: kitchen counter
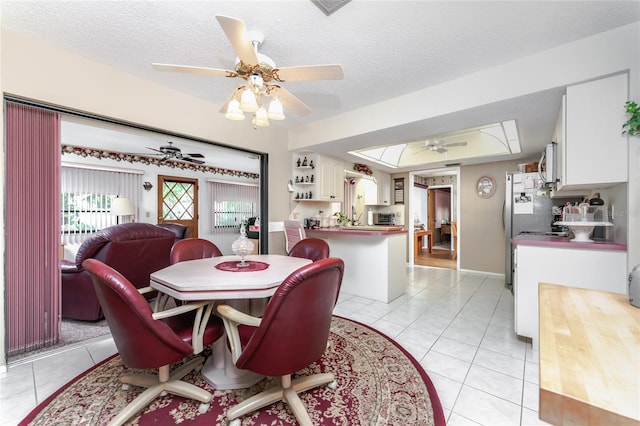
[[513, 239, 627, 348], [539, 283, 640, 425], [512, 234, 626, 251], [306, 227, 407, 303], [306, 226, 406, 236]]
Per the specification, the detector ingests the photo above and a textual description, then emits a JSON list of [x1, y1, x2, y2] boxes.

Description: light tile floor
[[0, 266, 551, 426]]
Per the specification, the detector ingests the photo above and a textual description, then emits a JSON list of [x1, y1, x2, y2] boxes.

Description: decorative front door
[[157, 175, 198, 238]]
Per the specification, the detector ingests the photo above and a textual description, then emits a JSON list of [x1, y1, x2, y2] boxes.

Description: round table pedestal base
[[201, 337, 264, 390]]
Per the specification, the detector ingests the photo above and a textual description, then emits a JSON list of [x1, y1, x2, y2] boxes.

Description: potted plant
[[333, 212, 350, 226], [622, 100, 639, 136]]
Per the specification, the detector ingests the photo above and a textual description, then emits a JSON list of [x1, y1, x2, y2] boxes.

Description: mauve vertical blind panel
[[5, 102, 60, 355]]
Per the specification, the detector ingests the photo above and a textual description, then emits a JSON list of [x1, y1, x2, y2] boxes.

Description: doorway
[[411, 170, 459, 270], [158, 175, 199, 238]]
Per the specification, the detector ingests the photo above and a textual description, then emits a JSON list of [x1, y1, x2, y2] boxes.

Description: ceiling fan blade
[[215, 15, 259, 65], [271, 86, 312, 116], [181, 156, 205, 165], [146, 147, 164, 154], [273, 64, 344, 82], [444, 141, 468, 148], [152, 63, 236, 77], [183, 153, 205, 158], [436, 147, 448, 153], [128, 152, 163, 157]]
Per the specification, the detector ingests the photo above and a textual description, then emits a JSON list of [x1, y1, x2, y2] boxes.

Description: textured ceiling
[[2, 1, 639, 171]]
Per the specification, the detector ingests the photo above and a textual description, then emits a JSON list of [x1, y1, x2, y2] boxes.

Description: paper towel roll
[[367, 210, 373, 226]]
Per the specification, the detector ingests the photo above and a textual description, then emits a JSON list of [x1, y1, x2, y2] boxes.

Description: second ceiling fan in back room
[[152, 15, 344, 128], [130, 141, 206, 164]]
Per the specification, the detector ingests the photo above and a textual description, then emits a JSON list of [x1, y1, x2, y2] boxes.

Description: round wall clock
[[476, 175, 496, 198]]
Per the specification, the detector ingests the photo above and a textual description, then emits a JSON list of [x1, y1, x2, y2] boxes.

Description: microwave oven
[[373, 213, 395, 225]]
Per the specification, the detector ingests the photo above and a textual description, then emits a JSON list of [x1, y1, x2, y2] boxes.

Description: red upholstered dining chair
[[82, 258, 225, 426], [170, 238, 223, 264], [287, 238, 330, 262], [216, 257, 345, 425]]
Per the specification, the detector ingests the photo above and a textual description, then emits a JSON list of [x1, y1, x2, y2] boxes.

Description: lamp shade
[[239, 88, 258, 112], [111, 197, 135, 216], [267, 98, 285, 120], [225, 99, 245, 120], [253, 107, 270, 127]]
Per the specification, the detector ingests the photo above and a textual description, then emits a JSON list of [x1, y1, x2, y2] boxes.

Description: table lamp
[[111, 197, 135, 223]]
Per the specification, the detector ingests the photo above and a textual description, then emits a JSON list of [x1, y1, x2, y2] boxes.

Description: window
[[209, 181, 259, 234], [61, 165, 142, 244], [61, 192, 117, 234]]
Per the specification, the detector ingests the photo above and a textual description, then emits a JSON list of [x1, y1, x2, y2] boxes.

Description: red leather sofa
[[61, 223, 175, 321]]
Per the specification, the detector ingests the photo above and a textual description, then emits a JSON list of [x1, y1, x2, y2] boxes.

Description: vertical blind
[[60, 165, 142, 244], [5, 101, 60, 356], [208, 181, 259, 234]]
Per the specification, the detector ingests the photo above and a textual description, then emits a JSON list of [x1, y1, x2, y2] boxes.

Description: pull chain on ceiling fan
[[152, 15, 344, 129]]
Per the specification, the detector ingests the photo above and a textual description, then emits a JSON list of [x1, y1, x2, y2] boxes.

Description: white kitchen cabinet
[[376, 171, 391, 206], [556, 73, 628, 191], [514, 244, 627, 348], [317, 154, 344, 201]]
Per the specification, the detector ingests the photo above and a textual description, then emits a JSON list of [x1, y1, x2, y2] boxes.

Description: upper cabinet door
[[563, 73, 628, 189]]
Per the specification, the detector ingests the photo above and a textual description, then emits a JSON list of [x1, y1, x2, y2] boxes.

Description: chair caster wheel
[[198, 403, 210, 414], [121, 384, 130, 391], [328, 380, 338, 390], [229, 419, 241, 426]]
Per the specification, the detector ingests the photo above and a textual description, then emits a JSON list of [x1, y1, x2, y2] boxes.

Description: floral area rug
[[20, 316, 445, 425]]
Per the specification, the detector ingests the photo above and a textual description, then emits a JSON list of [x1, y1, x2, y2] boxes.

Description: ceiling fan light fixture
[[225, 99, 245, 120], [240, 88, 259, 112], [253, 107, 270, 127], [267, 98, 285, 120]]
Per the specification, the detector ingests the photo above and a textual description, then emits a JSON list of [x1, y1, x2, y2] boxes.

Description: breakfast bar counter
[[306, 227, 407, 303], [539, 283, 640, 425]]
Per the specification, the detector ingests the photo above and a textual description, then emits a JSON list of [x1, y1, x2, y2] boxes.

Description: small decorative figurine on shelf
[[310, 175, 315, 183], [302, 156, 308, 166], [310, 160, 314, 169], [296, 157, 301, 167]]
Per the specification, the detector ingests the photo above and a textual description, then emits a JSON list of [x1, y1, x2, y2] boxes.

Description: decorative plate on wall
[[476, 175, 496, 198]]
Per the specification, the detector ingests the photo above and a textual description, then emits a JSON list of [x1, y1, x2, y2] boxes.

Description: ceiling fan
[[423, 139, 468, 154], [133, 142, 206, 164], [151, 15, 344, 126]]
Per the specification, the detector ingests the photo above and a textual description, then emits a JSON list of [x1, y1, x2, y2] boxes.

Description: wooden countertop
[[539, 283, 640, 425], [513, 234, 627, 251]]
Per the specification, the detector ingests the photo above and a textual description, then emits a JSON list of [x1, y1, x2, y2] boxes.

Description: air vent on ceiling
[[312, 0, 351, 16]]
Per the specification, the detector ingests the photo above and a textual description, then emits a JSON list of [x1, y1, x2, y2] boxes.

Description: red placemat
[[215, 260, 270, 272]]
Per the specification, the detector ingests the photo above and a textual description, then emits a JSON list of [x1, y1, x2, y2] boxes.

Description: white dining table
[[150, 254, 312, 390]]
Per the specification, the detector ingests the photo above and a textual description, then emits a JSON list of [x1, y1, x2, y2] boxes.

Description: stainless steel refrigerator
[[503, 172, 581, 288]]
